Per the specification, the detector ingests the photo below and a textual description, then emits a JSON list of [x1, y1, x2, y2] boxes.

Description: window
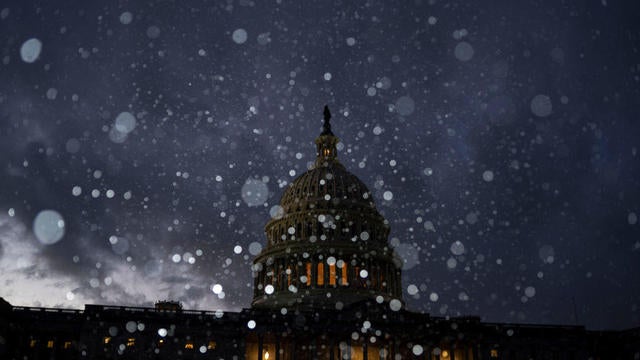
[[127, 338, 135, 347], [185, 342, 194, 349], [305, 263, 312, 285], [208, 340, 217, 349], [491, 349, 498, 358], [29, 339, 37, 348], [103, 337, 111, 344], [341, 263, 348, 286], [317, 263, 324, 285], [329, 264, 336, 286], [64, 341, 72, 349], [47, 340, 54, 349]]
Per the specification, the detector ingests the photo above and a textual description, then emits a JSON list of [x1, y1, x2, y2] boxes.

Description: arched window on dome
[[317, 263, 324, 286], [305, 263, 312, 286], [341, 263, 348, 286], [329, 264, 336, 286], [353, 266, 367, 288]]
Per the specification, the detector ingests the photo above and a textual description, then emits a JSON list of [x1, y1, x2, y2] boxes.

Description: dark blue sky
[[0, 0, 639, 330]]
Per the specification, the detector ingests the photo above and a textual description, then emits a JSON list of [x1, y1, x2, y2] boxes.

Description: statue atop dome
[[321, 105, 333, 136]]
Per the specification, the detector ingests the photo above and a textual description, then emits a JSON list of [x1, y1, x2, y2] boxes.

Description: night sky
[[1, 1, 639, 330]]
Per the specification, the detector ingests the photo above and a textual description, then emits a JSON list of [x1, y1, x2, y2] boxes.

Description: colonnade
[[254, 256, 402, 298]]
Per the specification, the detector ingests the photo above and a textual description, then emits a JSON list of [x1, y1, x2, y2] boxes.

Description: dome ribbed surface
[[279, 163, 376, 215]]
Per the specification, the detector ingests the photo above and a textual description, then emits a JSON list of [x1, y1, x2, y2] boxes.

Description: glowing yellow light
[[29, 340, 37, 348], [265, 350, 270, 359], [329, 263, 336, 286], [317, 263, 324, 285], [442, 350, 450, 358], [103, 337, 111, 344], [126, 338, 135, 347], [341, 264, 348, 286], [185, 342, 194, 349], [47, 340, 54, 349], [491, 349, 499, 358], [306, 263, 312, 285], [208, 340, 217, 349], [64, 341, 72, 349]]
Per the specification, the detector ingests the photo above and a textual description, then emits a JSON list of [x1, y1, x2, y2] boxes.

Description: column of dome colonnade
[[251, 106, 403, 310]]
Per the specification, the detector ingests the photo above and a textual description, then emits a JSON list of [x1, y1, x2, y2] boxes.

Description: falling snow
[[0, 0, 637, 332]]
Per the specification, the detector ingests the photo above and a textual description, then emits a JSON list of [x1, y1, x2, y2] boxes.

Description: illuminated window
[[29, 340, 37, 348], [490, 349, 498, 358], [329, 264, 336, 286], [442, 350, 450, 358], [317, 263, 324, 285], [103, 337, 111, 345], [207, 340, 216, 349], [64, 341, 72, 349], [264, 350, 271, 359], [341, 263, 348, 286], [305, 263, 312, 285], [323, 149, 330, 157], [127, 338, 135, 347], [185, 342, 194, 349], [47, 340, 54, 349]]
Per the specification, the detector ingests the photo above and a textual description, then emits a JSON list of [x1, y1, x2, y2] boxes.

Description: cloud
[[0, 215, 91, 308], [0, 215, 228, 311]]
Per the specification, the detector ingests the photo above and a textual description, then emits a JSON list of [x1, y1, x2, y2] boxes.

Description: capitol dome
[[251, 106, 403, 309]]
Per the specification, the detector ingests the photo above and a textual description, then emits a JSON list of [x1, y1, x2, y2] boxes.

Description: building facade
[[0, 107, 638, 359]]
